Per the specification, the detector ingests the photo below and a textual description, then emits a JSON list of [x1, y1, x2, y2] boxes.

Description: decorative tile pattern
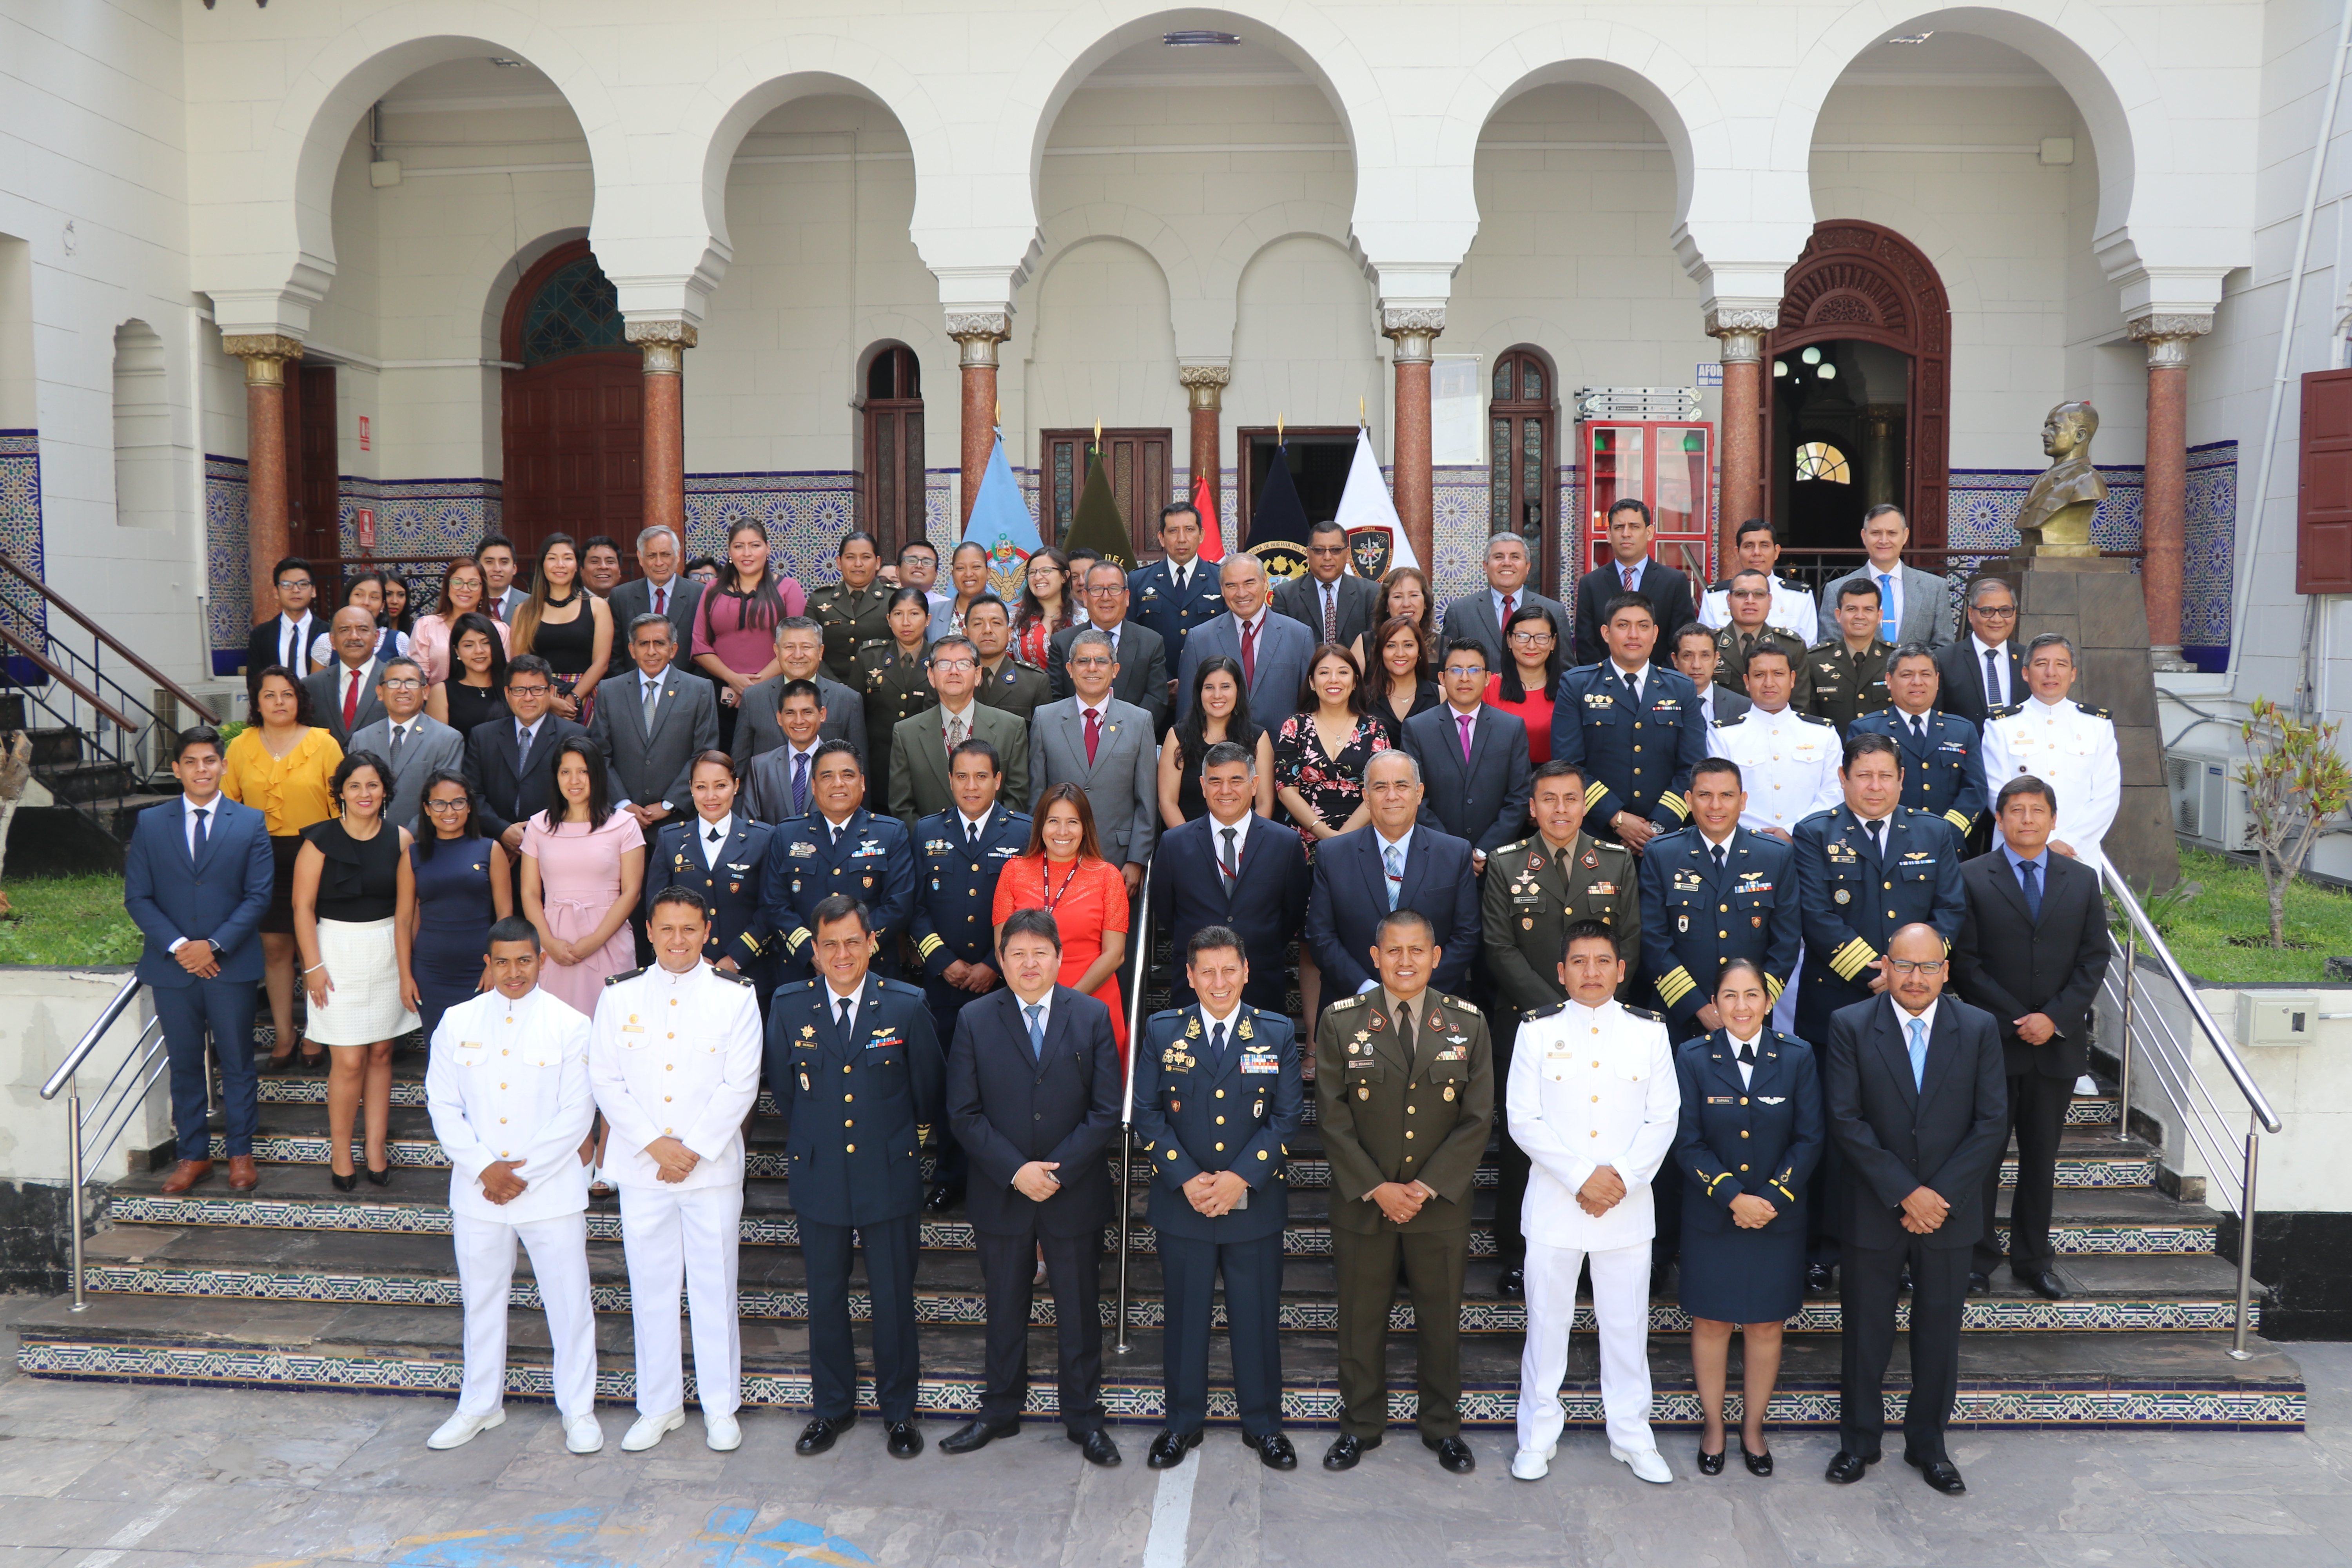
[[205, 456, 250, 674], [0, 430, 45, 648]]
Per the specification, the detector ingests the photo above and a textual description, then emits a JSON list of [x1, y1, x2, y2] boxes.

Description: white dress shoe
[[1612, 1445, 1673, 1484], [621, 1407, 685, 1452], [704, 1412, 742, 1452], [564, 1414, 604, 1454], [427, 1408, 505, 1450], [1510, 1447, 1551, 1481]]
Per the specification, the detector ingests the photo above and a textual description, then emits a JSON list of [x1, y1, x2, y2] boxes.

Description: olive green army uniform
[[1710, 624, 1809, 699], [858, 644, 936, 809], [1794, 637, 1892, 735], [809, 582, 893, 687]]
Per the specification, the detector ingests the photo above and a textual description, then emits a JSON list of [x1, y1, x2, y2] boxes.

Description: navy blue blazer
[[1849, 707, 1987, 839], [1150, 813, 1309, 1013], [645, 817, 777, 986], [1126, 557, 1225, 670], [1672, 1028, 1823, 1236], [1791, 804, 1967, 1042], [765, 973, 944, 1228], [756, 808, 918, 980], [1402, 702, 1533, 857], [1304, 824, 1481, 1002], [1128, 1002, 1303, 1245], [125, 797, 274, 988], [946, 984, 1123, 1238], [1638, 826, 1801, 1033], [1548, 663, 1708, 835]]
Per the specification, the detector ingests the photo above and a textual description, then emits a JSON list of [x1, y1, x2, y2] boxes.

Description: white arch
[[1031, 202, 1207, 359]]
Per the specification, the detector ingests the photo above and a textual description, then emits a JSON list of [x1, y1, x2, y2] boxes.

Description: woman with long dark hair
[[693, 519, 808, 750], [991, 782, 1131, 1059], [411, 558, 511, 685], [1012, 547, 1075, 671], [1362, 612, 1442, 741], [1349, 566, 1437, 674], [520, 738, 645, 1014], [1487, 601, 1566, 766], [405, 770, 513, 1045], [221, 665, 345, 1072], [425, 612, 512, 740], [381, 575, 415, 635], [308, 570, 411, 668], [1158, 653, 1274, 826], [510, 534, 614, 724], [1274, 642, 1392, 1023]]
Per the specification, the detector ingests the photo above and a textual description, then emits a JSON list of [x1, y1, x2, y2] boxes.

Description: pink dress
[[521, 810, 646, 1014]]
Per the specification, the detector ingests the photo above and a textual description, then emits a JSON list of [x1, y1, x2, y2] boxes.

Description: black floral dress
[[1274, 712, 1393, 860]]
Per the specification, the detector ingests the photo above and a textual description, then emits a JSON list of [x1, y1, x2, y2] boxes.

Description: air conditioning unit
[[2165, 743, 2257, 853]]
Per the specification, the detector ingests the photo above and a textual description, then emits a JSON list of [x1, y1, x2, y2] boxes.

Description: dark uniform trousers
[[908, 803, 1029, 1196], [1316, 991, 1495, 1440], [1128, 1004, 1305, 1438], [766, 975, 944, 1425], [1479, 831, 1639, 1266]]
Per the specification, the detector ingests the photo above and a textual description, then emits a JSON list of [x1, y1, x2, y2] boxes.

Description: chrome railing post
[[2232, 1118, 2262, 1360], [1114, 854, 1154, 1357], [64, 1071, 85, 1312], [2116, 923, 2137, 1143]]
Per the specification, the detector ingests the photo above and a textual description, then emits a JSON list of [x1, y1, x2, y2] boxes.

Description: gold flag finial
[[1277, 413, 1285, 445], [1359, 396, 1366, 428], [994, 399, 1001, 426], [1093, 417, 1102, 446]]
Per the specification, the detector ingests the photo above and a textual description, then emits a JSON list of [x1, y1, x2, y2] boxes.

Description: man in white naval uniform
[[1706, 643, 1843, 843], [423, 917, 602, 1454], [1698, 519, 1818, 642], [1508, 919, 1682, 1485], [1979, 633, 2120, 871], [590, 885, 765, 1453]]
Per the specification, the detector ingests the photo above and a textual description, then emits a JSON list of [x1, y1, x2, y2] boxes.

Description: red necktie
[[1083, 706, 1101, 766], [1500, 593, 1515, 626], [1621, 565, 1635, 592], [1323, 584, 1338, 643], [1240, 618, 1258, 685], [653, 584, 666, 617], [342, 668, 359, 729]]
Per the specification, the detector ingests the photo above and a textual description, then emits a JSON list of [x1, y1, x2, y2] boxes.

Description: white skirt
[[309, 916, 421, 1045]]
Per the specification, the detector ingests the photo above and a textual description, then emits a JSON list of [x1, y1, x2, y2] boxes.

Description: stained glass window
[[520, 256, 625, 367], [1793, 441, 1851, 484]]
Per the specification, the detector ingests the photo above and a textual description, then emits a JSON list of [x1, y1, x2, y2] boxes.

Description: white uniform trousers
[[1516, 1238, 1656, 1455], [618, 1182, 744, 1416], [452, 1211, 597, 1419]]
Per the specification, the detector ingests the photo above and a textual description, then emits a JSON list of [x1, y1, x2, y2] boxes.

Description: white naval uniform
[[1508, 997, 1681, 1458], [588, 959, 764, 1417], [425, 985, 599, 1420], [1979, 696, 2121, 870], [1698, 576, 1818, 642]]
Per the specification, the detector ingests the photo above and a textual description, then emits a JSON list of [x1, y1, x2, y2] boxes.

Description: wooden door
[[860, 345, 926, 559], [2300, 368, 2352, 593], [500, 242, 643, 552], [290, 364, 340, 564], [1489, 347, 1560, 596], [1041, 428, 1171, 558]]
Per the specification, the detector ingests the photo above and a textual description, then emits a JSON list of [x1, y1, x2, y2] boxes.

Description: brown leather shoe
[[160, 1159, 214, 1194], [227, 1156, 259, 1191]]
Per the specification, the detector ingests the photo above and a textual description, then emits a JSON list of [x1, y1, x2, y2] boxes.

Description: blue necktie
[[1907, 1016, 1928, 1091], [791, 751, 811, 818], [191, 805, 209, 858], [2018, 857, 2042, 921], [1025, 1003, 1044, 1062], [1383, 844, 1403, 910], [1878, 573, 1897, 643]]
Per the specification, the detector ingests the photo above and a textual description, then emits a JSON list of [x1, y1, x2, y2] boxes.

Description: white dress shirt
[[1607, 659, 1647, 703], [274, 612, 315, 672], [1973, 635, 2012, 708], [644, 574, 681, 619], [165, 793, 226, 953], [824, 979, 862, 1038], [427, 985, 597, 1223], [938, 699, 979, 746], [1507, 995, 1681, 1250], [587, 960, 764, 1189], [698, 812, 734, 869], [1726, 1028, 1763, 1089], [1699, 578, 1817, 640], [1868, 562, 1905, 633], [1359, 825, 1416, 993], [1011, 987, 1054, 1043]]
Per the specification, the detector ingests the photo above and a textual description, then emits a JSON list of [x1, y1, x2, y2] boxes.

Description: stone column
[[1179, 363, 1230, 522], [2127, 311, 2213, 670], [1381, 307, 1443, 572], [1705, 306, 1776, 565], [223, 332, 304, 625], [947, 312, 1011, 528], [626, 320, 696, 544]]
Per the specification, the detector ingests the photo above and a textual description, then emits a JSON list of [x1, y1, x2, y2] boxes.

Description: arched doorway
[[1767, 221, 1949, 553], [857, 343, 925, 560], [500, 241, 642, 551], [1488, 346, 1560, 596]]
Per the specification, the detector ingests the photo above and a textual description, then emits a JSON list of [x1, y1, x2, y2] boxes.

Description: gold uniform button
[[1215, 1089, 1225, 1099], [1216, 1116, 1225, 1125], [845, 1119, 854, 1127], [1739, 1163, 1749, 1171], [1739, 1097, 1748, 1105], [845, 1094, 854, 1103], [1215, 1142, 1225, 1152], [847, 1144, 855, 1152], [1406, 1106, 1416, 1115], [1740, 1130, 1750, 1138], [499, 1117, 506, 1123], [664, 1096, 671, 1102], [1590, 1130, 1599, 1138], [1404, 1131, 1414, 1140], [665, 1064, 673, 1071], [1591, 1096, 1599, 1103], [668, 1033, 675, 1039], [844, 1065, 852, 1074], [1720, 904, 1728, 913]]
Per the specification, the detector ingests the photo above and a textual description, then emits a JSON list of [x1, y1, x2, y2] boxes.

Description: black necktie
[[1985, 647, 2003, 706], [2020, 857, 2042, 921], [1396, 1003, 1417, 1075], [1209, 1021, 1228, 1074], [1711, 843, 1726, 873], [1910, 714, 1926, 741], [1623, 670, 1639, 704], [838, 997, 854, 1036], [192, 806, 209, 857], [1737, 1040, 1756, 1065], [1220, 826, 1239, 891], [1865, 818, 1886, 860], [966, 818, 978, 849]]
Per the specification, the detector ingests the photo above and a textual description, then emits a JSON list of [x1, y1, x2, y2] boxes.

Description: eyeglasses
[[508, 684, 551, 697], [1307, 544, 1348, 556], [1886, 958, 1947, 976], [1972, 604, 2018, 619], [1068, 656, 1114, 670], [1442, 665, 1486, 679], [930, 657, 976, 672], [380, 679, 423, 692], [1506, 630, 1553, 646], [277, 579, 312, 591], [424, 798, 470, 814], [1085, 582, 1126, 596]]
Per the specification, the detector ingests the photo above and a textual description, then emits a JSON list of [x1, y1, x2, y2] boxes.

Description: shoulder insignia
[[1988, 701, 2026, 720], [1621, 1004, 1664, 1022], [2075, 702, 2111, 720], [603, 967, 645, 987], [1327, 994, 1369, 1012], [880, 977, 924, 998], [1498, 837, 1531, 855], [713, 967, 755, 987], [1524, 1000, 1568, 1021], [1145, 1006, 1187, 1025], [1714, 713, 1747, 728], [773, 979, 815, 998], [1798, 712, 1836, 727]]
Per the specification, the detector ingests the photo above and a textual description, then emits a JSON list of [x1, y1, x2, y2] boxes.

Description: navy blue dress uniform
[[1849, 708, 1987, 842], [757, 808, 918, 982], [907, 801, 1029, 1200], [1127, 1001, 1305, 1445], [1127, 556, 1224, 673], [1547, 663, 1708, 843], [765, 971, 945, 1430], [645, 816, 779, 1011], [1671, 1027, 1824, 1324], [1637, 827, 1802, 1036]]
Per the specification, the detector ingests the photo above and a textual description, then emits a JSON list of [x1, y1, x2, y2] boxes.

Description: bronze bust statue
[[2014, 401, 2105, 557]]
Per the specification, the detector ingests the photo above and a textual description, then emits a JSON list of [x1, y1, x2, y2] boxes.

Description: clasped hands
[[1900, 1184, 1951, 1234], [1187, 1169, 1250, 1217], [1576, 1165, 1626, 1218], [479, 1158, 529, 1205], [644, 1135, 702, 1184], [1371, 1178, 1435, 1225], [941, 958, 1001, 994], [1013, 1160, 1062, 1202]]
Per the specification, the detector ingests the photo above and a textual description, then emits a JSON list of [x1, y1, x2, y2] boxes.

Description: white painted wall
[[0, 969, 167, 1189]]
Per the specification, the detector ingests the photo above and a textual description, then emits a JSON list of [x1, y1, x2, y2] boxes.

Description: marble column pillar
[[1179, 364, 1229, 524], [223, 332, 304, 627], [1382, 307, 1443, 572], [628, 320, 696, 544], [1705, 307, 1776, 567], [2127, 312, 2212, 669], [948, 312, 1011, 528]]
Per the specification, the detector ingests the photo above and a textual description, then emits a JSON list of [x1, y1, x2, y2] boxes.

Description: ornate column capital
[[1179, 362, 1231, 412], [1380, 305, 1445, 365], [2127, 311, 2214, 370], [946, 310, 1013, 368], [221, 332, 305, 386], [625, 318, 699, 374], [1704, 306, 1779, 364]]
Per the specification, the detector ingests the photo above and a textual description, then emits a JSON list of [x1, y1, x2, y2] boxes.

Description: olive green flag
[[1061, 446, 1136, 569]]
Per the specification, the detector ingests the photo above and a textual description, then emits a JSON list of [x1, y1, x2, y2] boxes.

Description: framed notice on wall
[[1432, 355, 1483, 465]]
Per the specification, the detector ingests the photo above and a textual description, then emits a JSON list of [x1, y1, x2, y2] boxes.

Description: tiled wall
[[0, 431, 44, 650]]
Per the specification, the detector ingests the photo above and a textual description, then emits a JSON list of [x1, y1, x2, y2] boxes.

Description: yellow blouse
[[221, 726, 344, 837]]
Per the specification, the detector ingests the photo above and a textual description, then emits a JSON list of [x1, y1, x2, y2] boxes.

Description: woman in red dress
[[1485, 602, 1565, 767], [991, 782, 1131, 1058]]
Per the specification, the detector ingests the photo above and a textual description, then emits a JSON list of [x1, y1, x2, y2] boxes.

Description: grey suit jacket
[[347, 713, 466, 836], [1273, 571, 1381, 653], [1439, 587, 1573, 671], [731, 671, 867, 771], [743, 745, 815, 825], [1697, 685, 1751, 726], [586, 666, 722, 816], [1029, 697, 1160, 868], [605, 575, 704, 677], [888, 703, 1029, 837], [1819, 563, 1953, 648], [1174, 612, 1318, 731], [305, 659, 388, 747]]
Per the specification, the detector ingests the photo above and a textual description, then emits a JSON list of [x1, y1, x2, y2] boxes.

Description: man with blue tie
[[1848, 645, 1986, 843], [1151, 741, 1310, 1013], [1304, 750, 1481, 1009], [757, 740, 917, 981], [1126, 501, 1226, 687], [123, 727, 276, 1194], [1816, 505, 1953, 649], [1550, 594, 1709, 853]]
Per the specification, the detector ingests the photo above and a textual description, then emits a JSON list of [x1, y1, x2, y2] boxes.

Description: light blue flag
[[960, 430, 1043, 603]]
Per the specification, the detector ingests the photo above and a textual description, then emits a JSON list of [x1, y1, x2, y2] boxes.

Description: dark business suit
[[730, 672, 867, 771], [1933, 637, 2024, 729], [305, 658, 388, 747], [586, 666, 722, 819], [1304, 825, 1481, 1005], [1438, 586, 1573, 672], [1174, 612, 1316, 731], [1824, 993, 2008, 1464], [1952, 847, 2109, 1277], [1402, 703, 1532, 858], [463, 713, 590, 843], [1149, 813, 1309, 1013], [1046, 620, 1170, 733], [1274, 570, 1381, 653], [1573, 559, 1698, 667], [246, 612, 321, 686], [604, 574, 704, 679], [124, 796, 275, 1163], [1694, 684, 1750, 726], [947, 985, 1123, 1433]]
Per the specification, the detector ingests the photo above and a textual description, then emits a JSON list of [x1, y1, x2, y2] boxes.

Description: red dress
[[1485, 672, 1556, 766], [992, 853, 1131, 1056]]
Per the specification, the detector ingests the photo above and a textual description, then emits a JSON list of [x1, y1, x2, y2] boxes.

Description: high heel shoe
[[330, 1169, 359, 1192], [1697, 1446, 1726, 1476], [1741, 1443, 1774, 1477], [363, 1162, 392, 1188]]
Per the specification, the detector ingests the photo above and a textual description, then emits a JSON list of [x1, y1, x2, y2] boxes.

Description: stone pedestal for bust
[[1989, 555, 2181, 893]]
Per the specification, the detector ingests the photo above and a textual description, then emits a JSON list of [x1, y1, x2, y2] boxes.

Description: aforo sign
[[354, 508, 376, 552]]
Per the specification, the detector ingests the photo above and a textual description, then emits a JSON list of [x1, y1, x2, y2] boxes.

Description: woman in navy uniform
[[645, 751, 777, 1013], [1672, 958, 1822, 1478]]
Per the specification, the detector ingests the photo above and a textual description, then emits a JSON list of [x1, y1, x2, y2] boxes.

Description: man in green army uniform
[[808, 530, 893, 685], [1315, 907, 1494, 1477], [1479, 758, 1639, 1297], [1711, 570, 1809, 699], [1795, 577, 1893, 736]]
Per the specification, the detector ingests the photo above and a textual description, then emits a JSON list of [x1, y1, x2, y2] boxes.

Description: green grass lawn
[[2146, 848, 2352, 985], [0, 873, 142, 966]]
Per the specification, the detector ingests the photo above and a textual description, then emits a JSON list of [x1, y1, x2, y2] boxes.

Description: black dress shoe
[[795, 1414, 856, 1455], [329, 1170, 359, 1192], [1967, 1271, 1991, 1295], [1322, 1432, 1379, 1471], [940, 1418, 1019, 1455], [2018, 1268, 2068, 1301], [885, 1420, 923, 1459], [1742, 1444, 1773, 1477], [1824, 1450, 1878, 1485], [1425, 1435, 1474, 1474], [1906, 1454, 1966, 1494], [1073, 1429, 1121, 1467], [1806, 1263, 1835, 1292], [923, 1184, 961, 1214], [1240, 1431, 1296, 1471], [1496, 1265, 1525, 1298], [1146, 1428, 1202, 1469], [1697, 1446, 1726, 1476]]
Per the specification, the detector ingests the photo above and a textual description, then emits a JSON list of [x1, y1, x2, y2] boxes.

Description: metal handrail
[[2104, 869, 2281, 1133], [1112, 852, 1156, 1355], [41, 973, 164, 1314], [0, 553, 216, 723], [42, 973, 147, 1100], [0, 619, 139, 732]]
